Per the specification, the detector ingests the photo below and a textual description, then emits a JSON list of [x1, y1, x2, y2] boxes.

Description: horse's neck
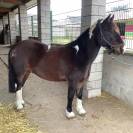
[[87, 36, 101, 63], [77, 28, 101, 66]]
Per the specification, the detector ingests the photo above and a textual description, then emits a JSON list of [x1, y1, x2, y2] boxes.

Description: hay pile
[[0, 103, 38, 133]]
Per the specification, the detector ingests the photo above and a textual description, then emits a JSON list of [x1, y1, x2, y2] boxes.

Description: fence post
[[31, 16, 34, 37], [50, 11, 53, 43]]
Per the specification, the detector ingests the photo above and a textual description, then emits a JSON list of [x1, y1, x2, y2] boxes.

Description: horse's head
[[97, 14, 124, 55]]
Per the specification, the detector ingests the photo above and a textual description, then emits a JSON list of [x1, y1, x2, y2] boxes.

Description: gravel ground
[[0, 47, 133, 133]]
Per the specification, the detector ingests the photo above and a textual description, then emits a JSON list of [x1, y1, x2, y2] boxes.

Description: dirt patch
[[24, 76, 133, 133]]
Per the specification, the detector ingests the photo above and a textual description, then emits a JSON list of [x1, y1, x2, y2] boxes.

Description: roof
[[0, 0, 31, 17]]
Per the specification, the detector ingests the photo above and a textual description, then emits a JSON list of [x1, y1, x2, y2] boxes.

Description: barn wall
[[102, 53, 133, 106], [81, 0, 106, 98]]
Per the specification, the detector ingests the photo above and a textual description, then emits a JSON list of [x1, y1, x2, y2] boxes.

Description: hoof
[[65, 110, 75, 119], [21, 100, 25, 105], [77, 108, 86, 116], [76, 98, 86, 116], [16, 101, 24, 110], [16, 104, 23, 110]]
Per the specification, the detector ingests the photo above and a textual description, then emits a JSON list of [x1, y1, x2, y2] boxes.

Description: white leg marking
[[76, 98, 86, 115], [20, 88, 25, 105], [65, 110, 75, 119], [16, 88, 24, 110]]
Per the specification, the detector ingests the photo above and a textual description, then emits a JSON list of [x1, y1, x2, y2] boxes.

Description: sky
[[27, 0, 81, 18], [27, 0, 133, 20]]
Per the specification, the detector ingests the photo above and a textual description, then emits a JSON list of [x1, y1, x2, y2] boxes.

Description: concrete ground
[[0, 47, 133, 133]]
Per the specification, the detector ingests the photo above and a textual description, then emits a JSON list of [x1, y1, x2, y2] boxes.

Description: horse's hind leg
[[16, 71, 30, 110], [76, 87, 86, 115], [16, 85, 24, 110]]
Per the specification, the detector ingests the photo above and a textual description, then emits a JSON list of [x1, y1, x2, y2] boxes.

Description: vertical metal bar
[[31, 16, 34, 37], [1, 17, 4, 44], [18, 7, 22, 41], [50, 11, 53, 43], [8, 13, 11, 45], [37, 0, 41, 41], [2, 16, 4, 30]]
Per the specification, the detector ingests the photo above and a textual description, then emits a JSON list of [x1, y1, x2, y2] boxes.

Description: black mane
[[70, 28, 90, 48], [68, 20, 102, 68]]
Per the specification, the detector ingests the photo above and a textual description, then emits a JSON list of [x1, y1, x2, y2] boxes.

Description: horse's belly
[[33, 72, 67, 81], [32, 51, 72, 81], [32, 65, 67, 81]]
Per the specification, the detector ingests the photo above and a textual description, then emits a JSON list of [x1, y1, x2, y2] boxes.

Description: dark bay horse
[[8, 15, 124, 118]]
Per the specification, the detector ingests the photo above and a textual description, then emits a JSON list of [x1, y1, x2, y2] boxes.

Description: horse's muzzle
[[111, 44, 125, 55]]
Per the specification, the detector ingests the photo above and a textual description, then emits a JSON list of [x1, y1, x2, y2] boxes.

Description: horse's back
[[20, 39, 48, 51], [9, 40, 48, 68]]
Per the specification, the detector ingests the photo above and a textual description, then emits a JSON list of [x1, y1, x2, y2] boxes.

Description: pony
[[8, 15, 124, 118]]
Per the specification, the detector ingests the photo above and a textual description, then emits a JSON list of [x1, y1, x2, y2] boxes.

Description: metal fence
[[27, 0, 133, 49], [106, 0, 133, 50], [52, 9, 81, 44], [28, 15, 38, 37], [52, 17, 81, 44], [27, 8, 81, 44]]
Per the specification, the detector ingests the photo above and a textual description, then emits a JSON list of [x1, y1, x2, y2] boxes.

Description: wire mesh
[[28, 15, 38, 37], [26, 0, 133, 49], [52, 15, 81, 44], [26, 4, 81, 44], [106, 0, 133, 50]]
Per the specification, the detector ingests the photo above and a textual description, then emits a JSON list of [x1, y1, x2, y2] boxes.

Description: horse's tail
[[8, 49, 17, 93]]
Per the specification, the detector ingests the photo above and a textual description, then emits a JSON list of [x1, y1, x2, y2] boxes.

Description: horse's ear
[[104, 14, 111, 22], [110, 14, 114, 22], [103, 14, 114, 24]]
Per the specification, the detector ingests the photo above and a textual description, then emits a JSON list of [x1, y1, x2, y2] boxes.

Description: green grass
[[52, 36, 73, 44]]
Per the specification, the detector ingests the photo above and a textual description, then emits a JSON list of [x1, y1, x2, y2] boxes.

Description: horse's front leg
[[76, 87, 86, 115], [66, 81, 76, 119]]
